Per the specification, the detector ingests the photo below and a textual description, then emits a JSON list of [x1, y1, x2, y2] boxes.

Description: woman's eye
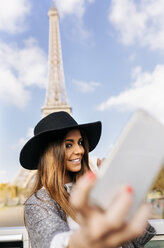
[[79, 140, 83, 146], [66, 143, 72, 148]]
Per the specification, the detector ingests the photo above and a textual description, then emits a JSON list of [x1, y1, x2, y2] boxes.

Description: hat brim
[[20, 121, 101, 170]]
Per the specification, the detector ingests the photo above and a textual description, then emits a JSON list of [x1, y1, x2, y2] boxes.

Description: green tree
[[151, 165, 164, 193]]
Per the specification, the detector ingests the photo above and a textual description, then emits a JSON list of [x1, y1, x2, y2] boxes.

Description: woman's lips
[[69, 158, 81, 164]]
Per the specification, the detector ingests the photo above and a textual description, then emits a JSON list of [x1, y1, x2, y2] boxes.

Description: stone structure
[[13, 169, 37, 189]]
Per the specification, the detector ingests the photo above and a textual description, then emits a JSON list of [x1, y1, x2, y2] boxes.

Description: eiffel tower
[[13, 2, 71, 189], [42, 2, 71, 116]]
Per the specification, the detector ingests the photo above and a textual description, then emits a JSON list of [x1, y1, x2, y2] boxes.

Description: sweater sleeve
[[122, 223, 156, 248], [132, 224, 156, 247], [25, 191, 70, 248]]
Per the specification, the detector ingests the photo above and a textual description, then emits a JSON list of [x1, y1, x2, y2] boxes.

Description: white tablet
[[90, 110, 164, 217]]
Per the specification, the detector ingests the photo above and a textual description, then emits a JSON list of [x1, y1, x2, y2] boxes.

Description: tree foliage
[[150, 164, 164, 193]]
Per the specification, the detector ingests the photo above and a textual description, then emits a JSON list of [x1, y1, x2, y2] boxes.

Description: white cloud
[[19, 127, 33, 148], [109, 0, 164, 51], [129, 53, 136, 62], [12, 127, 34, 151], [0, 67, 30, 108], [55, 0, 94, 40], [18, 127, 33, 148], [0, 0, 31, 33], [55, 0, 94, 18], [98, 64, 164, 123], [0, 39, 47, 108], [27, 127, 33, 138], [73, 79, 101, 93]]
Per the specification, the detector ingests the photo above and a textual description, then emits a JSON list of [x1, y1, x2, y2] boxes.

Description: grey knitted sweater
[[25, 188, 155, 248]]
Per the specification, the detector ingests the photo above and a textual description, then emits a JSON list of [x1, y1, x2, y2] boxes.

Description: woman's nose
[[74, 144, 84, 154]]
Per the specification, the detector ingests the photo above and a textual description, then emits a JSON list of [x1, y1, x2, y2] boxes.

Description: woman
[[20, 111, 155, 248]]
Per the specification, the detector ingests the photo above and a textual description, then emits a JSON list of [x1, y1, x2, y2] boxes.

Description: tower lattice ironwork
[[42, 5, 71, 117]]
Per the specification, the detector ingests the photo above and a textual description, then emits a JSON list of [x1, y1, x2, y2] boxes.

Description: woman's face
[[65, 129, 84, 173]]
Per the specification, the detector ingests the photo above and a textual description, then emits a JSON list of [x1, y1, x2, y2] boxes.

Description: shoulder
[[25, 188, 70, 248], [26, 188, 53, 204], [25, 188, 66, 223]]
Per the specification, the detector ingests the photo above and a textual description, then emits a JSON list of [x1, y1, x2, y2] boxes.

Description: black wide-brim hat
[[20, 111, 102, 170]]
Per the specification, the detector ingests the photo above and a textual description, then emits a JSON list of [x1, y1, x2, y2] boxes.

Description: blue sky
[[1, 0, 164, 183]]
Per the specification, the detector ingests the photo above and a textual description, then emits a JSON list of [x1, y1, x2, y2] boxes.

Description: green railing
[[146, 240, 164, 248]]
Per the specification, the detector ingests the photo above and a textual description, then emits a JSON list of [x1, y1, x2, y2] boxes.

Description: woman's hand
[[96, 158, 102, 167], [69, 172, 151, 248]]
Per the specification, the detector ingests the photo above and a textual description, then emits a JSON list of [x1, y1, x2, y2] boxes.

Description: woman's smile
[[69, 158, 81, 163], [65, 129, 84, 173]]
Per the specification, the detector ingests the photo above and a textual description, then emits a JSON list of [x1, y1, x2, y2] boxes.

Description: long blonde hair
[[30, 129, 89, 221]]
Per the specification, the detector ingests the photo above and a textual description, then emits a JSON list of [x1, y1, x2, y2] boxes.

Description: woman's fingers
[[70, 171, 96, 217], [85, 186, 134, 239], [104, 203, 151, 247], [70, 173, 151, 248], [126, 203, 151, 238], [102, 186, 133, 231], [97, 158, 101, 167]]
